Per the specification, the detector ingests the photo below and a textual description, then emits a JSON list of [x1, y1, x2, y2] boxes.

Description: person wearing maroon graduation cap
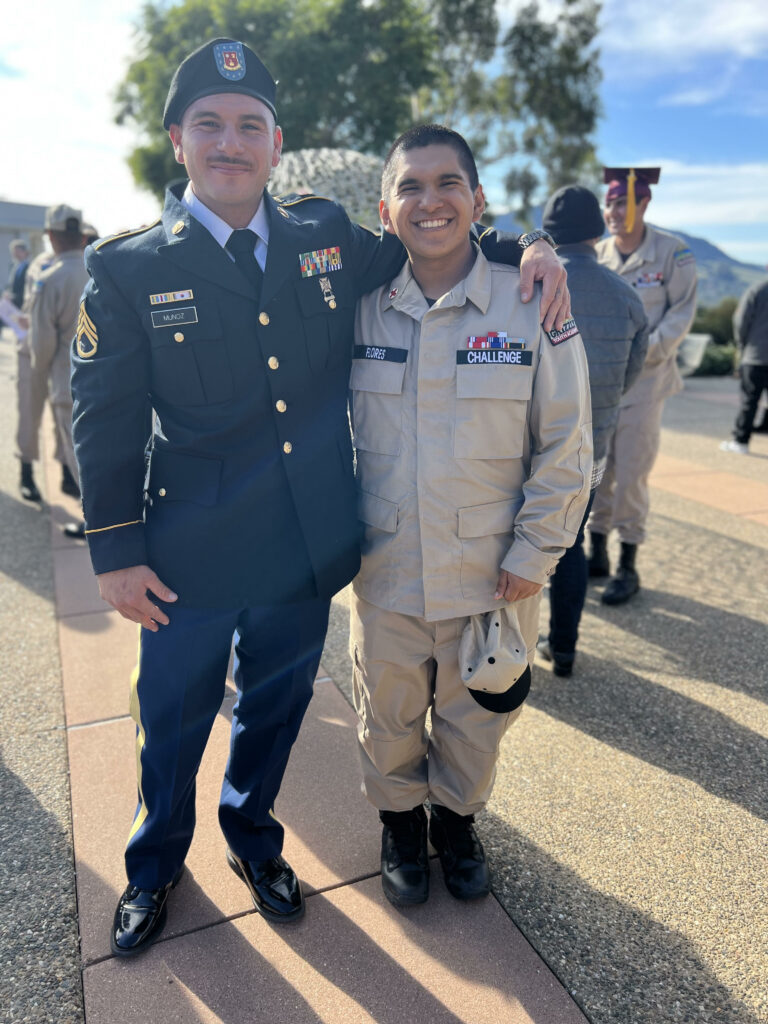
[[588, 168, 697, 604]]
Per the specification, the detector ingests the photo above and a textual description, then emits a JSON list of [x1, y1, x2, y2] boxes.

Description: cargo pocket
[[458, 497, 520, 600], [454, 364, 532, 459], [350, 357, 406, 455]]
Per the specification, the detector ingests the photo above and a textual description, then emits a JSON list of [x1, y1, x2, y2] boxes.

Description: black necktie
[[226, 228, 263, 299]]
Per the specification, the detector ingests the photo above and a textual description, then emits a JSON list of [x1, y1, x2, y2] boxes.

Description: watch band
[[518, 229, 556, 250]]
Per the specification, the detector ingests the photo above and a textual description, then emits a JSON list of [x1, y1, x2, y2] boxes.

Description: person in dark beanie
[[536, 185, 649, 676]]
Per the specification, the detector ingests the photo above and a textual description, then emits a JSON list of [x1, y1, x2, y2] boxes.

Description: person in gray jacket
[[719, 277, 768, 454], [537, 185, 649, 675]]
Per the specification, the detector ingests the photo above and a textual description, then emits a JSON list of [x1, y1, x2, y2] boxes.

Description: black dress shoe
[[227, 849, 305, 923], [110, 866, 184, 957], [379, 805, 429, 907], [429, 805, 490, 900], [536, 640, 575, 677], [62, 521, 86, 539]]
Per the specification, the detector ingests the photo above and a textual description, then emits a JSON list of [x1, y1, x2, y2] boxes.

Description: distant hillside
[[492, 211, 765, 309]]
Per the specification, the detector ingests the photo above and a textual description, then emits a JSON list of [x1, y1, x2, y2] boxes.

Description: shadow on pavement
[[526, 658, 768, 822], [482, 814, 760, 1024], [0, 754, 84, 1022]]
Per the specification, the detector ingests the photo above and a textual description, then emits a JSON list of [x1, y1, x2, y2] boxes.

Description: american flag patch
[[149, 289, 194, 305], [299, 246, 342, 278]]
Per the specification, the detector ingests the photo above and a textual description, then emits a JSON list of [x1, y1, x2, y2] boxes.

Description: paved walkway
[[2, 327, 766, 1024]]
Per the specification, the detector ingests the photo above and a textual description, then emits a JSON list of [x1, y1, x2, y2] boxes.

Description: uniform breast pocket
[[145, 304, 232, 407], [350, 357, 406, 456], [454, 362, 532, 459], [294, 279, 354, 372]]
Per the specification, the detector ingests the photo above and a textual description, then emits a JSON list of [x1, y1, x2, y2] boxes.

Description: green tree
[[116, 0, 436, 199], [496, 0, 602, 225], [692, 297, 738, 346]]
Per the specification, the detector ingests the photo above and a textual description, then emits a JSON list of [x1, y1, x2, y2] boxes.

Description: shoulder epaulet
[[94, 219, 161, 251], [275, 192, 334, 208]]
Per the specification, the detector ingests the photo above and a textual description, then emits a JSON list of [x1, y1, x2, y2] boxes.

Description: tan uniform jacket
[[351, 252, 592, 622], [29, 249, 88, 404], [597, 225, 697, 406]]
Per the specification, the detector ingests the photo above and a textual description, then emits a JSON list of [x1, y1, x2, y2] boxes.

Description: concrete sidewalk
[[2, 324, 767, 1024]]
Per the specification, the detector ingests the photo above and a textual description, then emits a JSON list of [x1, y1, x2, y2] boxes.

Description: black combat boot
[[601, 542, 640, 605], [587, 531, 610, 577], [379, 806, 429, 906], [429, 804, 490, 900], [19, 462, 41, 502], [60, 464, 81, 498]]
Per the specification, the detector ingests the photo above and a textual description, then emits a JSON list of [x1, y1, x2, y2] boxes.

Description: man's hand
[[494, 570, 543, 603], [519, 239, 570, 332], [97, 565, 177, 631]]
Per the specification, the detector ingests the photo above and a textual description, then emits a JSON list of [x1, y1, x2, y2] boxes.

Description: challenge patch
[[214, 42, 246, 81], [353, 345, 407, 363], [300, 247, 342, 278], [457, 349, 533, 365], [149, 289, 194, 305], [151, 306, 198, 328], [546, 318, 579, 346]]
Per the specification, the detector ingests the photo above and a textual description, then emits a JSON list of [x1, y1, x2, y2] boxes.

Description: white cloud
[[599, 0, 768, 58], [636, 160, 768, 228], [1, 2, 160, 237]]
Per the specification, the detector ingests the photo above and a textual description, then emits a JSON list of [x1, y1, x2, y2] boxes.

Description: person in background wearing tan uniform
[[350, 125, 592, 907], [589, 168, 697, 604], [27, 204, 90, 536]]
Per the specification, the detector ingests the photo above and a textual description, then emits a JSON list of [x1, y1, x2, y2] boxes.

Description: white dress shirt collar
[[181, 183, 270, 269]]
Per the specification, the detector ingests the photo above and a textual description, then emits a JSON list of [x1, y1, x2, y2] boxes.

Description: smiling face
[[379, 144, 484, 268], [169, 92, 282, 227], [604, 194, 650, 237]]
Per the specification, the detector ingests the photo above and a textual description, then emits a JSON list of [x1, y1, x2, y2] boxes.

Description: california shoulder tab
[[547, 318, 579, 346]]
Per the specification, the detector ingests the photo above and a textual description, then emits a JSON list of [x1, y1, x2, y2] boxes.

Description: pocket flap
[[148, 449, 222, 506], [350, 358, 406, 395], [456, 364, 533, 400], [458, 497, 520, 539], [294, 278, 352, 318], [358, 490, 398, 532]]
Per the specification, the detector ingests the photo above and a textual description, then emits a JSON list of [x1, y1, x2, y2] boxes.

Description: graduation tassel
[[625, 168, 637, 232]]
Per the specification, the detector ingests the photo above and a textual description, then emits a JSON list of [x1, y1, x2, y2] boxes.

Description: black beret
[[542, 185, 605, 246], [163, 38, 277, 129]]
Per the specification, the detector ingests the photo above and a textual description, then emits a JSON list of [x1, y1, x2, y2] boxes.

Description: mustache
[[208, 156, 253, 168]]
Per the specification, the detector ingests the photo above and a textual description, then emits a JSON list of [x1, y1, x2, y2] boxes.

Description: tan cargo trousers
[[349, 590, 540, 816]]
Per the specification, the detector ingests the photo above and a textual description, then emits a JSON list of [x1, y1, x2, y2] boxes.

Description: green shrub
[[691, 342, 737, 376], [691, 298, 738, 346]]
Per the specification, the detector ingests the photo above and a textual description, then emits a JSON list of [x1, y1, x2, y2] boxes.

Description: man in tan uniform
[[350, 125, 592, 907], [589, 168, 697, 604], [28, 204, 90, 534]]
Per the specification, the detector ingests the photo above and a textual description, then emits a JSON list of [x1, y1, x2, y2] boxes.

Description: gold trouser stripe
[[85, 519, 142, 535], [127, 627, 149, 844]]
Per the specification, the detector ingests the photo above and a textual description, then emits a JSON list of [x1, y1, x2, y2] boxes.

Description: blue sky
[[2, 0, 767, 267]]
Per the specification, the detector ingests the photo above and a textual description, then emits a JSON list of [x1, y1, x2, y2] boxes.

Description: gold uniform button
[[268, 356, 279, 370], [174, 332, 184, 343], [171, 220, 185, 235], [158, 488, 167, 497], [283, 441, 293, 454], [329, 299, 337, 310], [276, 399, 287, 413], [259, 312, 270, 326]]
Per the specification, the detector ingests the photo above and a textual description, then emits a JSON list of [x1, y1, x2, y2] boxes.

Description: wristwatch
[[518, 229, 556, 250]]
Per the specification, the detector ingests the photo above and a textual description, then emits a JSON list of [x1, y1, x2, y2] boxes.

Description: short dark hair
[[381, 124, 479, 201]]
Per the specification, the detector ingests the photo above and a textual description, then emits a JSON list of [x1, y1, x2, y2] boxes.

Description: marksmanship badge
[[214, 42, 246, 80]]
